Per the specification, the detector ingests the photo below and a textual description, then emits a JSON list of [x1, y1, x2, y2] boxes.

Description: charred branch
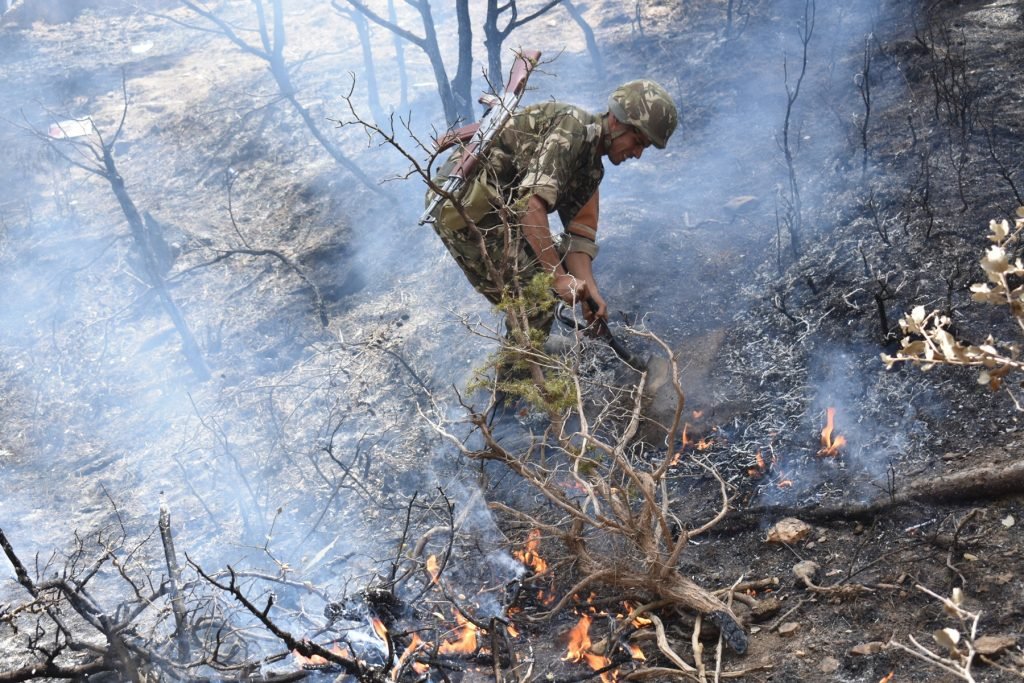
[[342, 0, 470, 125], [483, 0, 563, 91], [158, 504, 190, 663], [191, 562, 376, 680], [983, 123, 1023, 208], [778, 0, 815, 259], [724, 457, 1024, 529]]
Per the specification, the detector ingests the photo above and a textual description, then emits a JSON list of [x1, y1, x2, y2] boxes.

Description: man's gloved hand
[[553, 273, 588, 305]]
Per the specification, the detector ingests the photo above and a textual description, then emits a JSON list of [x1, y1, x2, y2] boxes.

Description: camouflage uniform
[[427, 102, 606, 332]]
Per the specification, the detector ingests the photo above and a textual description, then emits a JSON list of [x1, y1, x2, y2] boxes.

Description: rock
[[974, 635, 1017, 655], [767, 517, 812, 544], [819, 656, 841, 673], [793, 560, 820, 586], [850, 641, 886, 656], [777, 622, 800, 636]]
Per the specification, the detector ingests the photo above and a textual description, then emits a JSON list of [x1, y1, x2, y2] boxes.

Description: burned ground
[[0, 0, 1022, 682]]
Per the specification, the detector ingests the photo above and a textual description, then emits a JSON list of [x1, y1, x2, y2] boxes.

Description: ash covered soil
[[0, 0, 1023, 681]]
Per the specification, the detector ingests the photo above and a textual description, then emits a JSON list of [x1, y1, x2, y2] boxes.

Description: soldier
[[427, 79, 679, 361]]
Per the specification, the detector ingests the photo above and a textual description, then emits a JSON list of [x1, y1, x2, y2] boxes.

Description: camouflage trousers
[[425, 145, 559, 339], [430, 203, 557, 337]]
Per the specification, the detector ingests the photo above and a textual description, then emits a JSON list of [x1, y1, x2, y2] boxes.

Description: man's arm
[[563, 191, 606, 322], [521, 194, 588, 304]]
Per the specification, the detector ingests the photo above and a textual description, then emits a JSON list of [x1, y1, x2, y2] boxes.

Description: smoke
[[0, 0, 914, 649]]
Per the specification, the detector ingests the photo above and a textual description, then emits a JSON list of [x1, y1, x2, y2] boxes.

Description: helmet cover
[[608, 79, 678, 149]]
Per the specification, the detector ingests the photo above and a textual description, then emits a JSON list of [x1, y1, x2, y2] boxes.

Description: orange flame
[[878, 673, 894, 683], [372, 618, 389, 641], [396, 633, 429, 677], [426, 555, 440, 583], [629, 643, 646, 660], [563, 614, 613, 680], [512, 529, 548, 574], [438, 612, 478, 655], [818, 408, 847, 457]]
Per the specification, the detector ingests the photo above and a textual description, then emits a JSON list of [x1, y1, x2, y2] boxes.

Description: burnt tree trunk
[[101, 147, 211, 382], [451, 0, 473, 119], [387, 0, 408, 112], [351, 7, 385, 124]]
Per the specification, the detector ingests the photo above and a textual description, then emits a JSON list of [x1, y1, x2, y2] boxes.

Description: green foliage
[[471, 271, 578, 413]]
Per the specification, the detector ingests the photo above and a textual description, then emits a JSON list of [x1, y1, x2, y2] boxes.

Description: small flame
[[878, 672, 894, 683], [426, 555, 440, 583], [372, 618, 389, 641], [622, 602, 652, 628], [438, 612, 478, 655], [512, 529, 548, 574], [629, 643, 646, 660], [507, 623, 520, 638], [818, 407, 847, 457], [395, 633, 429, 678]]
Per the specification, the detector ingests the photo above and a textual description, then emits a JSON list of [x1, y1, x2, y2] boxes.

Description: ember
[[818, 407, 847, 457], [878, 672, 895, 683], [292, 643, 350, 670]]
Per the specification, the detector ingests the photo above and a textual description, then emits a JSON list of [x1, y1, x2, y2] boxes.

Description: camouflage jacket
[[482, 102, 605, 228]]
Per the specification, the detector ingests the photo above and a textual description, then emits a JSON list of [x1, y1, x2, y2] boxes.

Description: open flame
[[372, 617, 389, 641], [426, 554, 440, 583], [513, 529, 548, 575], [746, 449, 793, 488], [395, 633, 430, 677], [672, 423, 716, 464], [438, 611, 479, 655], [878, 672, 894, 683], [563, 613, 612, 678], [818, 407, 847, 457]]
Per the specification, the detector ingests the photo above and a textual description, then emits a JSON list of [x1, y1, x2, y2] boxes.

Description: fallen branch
[[723, 457, 1024, 529]]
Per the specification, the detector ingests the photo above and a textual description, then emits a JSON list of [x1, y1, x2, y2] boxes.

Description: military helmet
[[607, 79, 678, 149]]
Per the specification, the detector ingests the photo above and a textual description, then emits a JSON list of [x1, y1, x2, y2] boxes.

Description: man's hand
[[584, 291, 608, 324], [553, 273, 588, 305]]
